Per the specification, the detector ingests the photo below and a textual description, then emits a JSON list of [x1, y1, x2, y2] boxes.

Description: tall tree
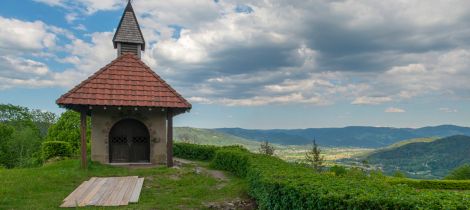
[[305, 139, 324, 172]]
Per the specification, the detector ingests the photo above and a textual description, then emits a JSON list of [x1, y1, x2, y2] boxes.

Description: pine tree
[[305, 139, 324, 172]]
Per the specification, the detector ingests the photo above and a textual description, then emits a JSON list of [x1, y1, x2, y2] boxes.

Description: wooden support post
[[80, 109, 87, 169], [166, 109, 173, 167]]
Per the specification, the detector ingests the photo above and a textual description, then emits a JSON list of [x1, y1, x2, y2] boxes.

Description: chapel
[[56, 1, 191, 167]]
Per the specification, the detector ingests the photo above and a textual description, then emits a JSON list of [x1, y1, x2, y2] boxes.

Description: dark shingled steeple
[[113, 0, 145, 58]]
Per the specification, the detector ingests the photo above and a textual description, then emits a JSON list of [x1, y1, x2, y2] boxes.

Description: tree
[[0, 123, 15, 168], [259, 141, 275, 156], [30, 109, 57, 138], [445, 164, 470, 180], [0, 104, 43, 168], [305, 139, 324, 172], [45, 110, 90, 154]]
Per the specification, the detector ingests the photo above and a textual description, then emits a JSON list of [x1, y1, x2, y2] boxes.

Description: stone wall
[[91, 108, 167, 164]]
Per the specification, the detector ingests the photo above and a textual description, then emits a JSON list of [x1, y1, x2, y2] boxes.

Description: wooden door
[[109, 118, 150, 163]]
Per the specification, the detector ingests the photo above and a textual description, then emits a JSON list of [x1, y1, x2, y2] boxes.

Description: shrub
[[211, 147, 251, 177], [179, 143, 470, 209], [42, 141, 72, 160], [445, 164, 470, 180], [387, 178, 470, 190], [173, 142, 247, 161], [393, 170, 406, 178], [173, 143, 219, 160], [329, 165, 348, 176]]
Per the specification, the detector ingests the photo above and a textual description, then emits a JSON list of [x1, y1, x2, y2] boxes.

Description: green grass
[[0, 159, 248, 209]]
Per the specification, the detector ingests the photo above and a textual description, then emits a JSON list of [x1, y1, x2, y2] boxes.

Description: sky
[[0, 0, 469, 129]]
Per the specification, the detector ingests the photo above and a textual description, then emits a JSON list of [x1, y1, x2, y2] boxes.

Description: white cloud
[[33, 0, 66, 7], [65, 13, 78, 23], [73, 24, 87, 31], [352, 96, 392, 105], [0, 17, 57, 51], [0, 56, 49, 77], [385, 107, 406, 113], [439, 107, 458, 113], [219, 93, 326, 107]]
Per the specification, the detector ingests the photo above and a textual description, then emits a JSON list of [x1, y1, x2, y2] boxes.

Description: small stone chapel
[[56, 1, 191, 167]]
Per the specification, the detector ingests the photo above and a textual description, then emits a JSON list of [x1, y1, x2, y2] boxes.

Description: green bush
[[211, 147, 251, 177], [387, 178, 470, 190], [173, 143, 247, 161], [42, 141, 72, 160], [179, 143, 470, 209], [393, 170, 407, 178], [445, 164, 470, 180], [329, 165, 348, 176], [173, 143, 219, 160]]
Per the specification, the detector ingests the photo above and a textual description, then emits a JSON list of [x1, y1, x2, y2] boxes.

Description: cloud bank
[[2, 0, 470, 107]]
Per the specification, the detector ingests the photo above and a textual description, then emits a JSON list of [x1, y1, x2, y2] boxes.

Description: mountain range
[[214, 125, 470, 148]]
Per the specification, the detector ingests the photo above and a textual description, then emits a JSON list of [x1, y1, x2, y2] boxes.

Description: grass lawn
[[0, 159, 249, 209]]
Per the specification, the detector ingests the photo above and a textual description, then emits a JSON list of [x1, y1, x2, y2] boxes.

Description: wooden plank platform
[[60, 176, 144, 208]]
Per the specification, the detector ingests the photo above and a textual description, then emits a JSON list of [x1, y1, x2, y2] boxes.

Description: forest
[[0, 104, 88, 169]]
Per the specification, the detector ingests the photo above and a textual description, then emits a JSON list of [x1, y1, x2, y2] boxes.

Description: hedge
[[210, 147, 251, 177], [387, 178, 470, 190], [173, 143, 219, 160], [173, 142, 247, 161], [177, 143, 470, 210], [42, 141, 72, 160]]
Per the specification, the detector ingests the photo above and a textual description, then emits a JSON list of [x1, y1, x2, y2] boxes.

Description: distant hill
[[364, 135, 470, 179], [382, 137, 438, 150], [215, 125, 470, 148], [174, 127, 262, 151]]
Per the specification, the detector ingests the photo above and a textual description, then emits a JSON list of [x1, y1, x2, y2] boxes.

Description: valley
[[175, 126, 470, 179]]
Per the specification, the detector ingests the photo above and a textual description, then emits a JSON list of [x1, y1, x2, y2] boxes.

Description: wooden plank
[[79, 178, 107, 206], [61, 177, 97, 207], [74, 177, 101, 207], [120, 177, 138, 205], [62, 180, 88, 202], [111, 177, 133, 206], [129, 178, 144, 203], [97, 177, 120, 206], [102, 177, 126, 206], [61, 176, 143, 208], [88, 178, 113, 206]]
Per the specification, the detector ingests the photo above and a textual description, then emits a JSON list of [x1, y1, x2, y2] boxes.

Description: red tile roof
[[57, 53, 191, 110]]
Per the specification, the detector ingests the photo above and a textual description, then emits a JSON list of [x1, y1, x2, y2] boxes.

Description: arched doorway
[[109, 119, 150, 163]]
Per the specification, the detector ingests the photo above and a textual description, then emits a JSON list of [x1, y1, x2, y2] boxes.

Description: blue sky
[[0, 0, 469, 129]]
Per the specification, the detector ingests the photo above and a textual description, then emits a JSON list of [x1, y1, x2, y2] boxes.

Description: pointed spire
[[113, 0, 145, 58]]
